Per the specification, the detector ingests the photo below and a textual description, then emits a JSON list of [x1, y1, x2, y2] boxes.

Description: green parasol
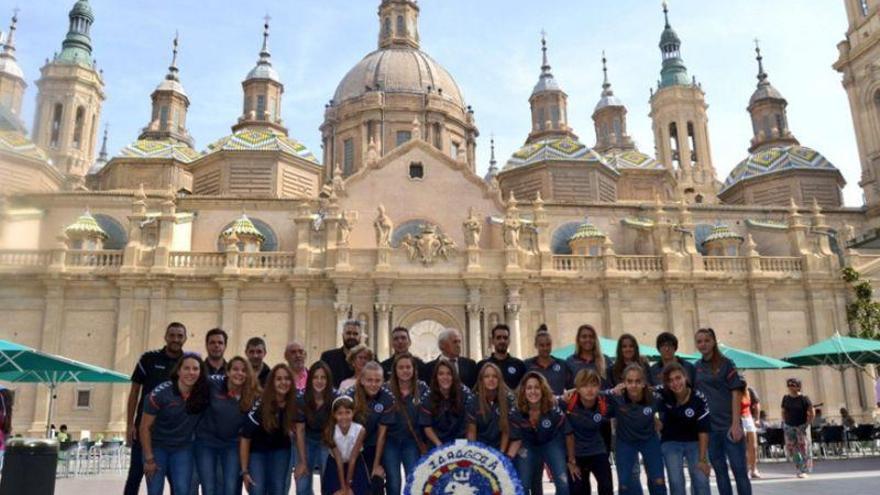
[[782, 332, 880, 369]]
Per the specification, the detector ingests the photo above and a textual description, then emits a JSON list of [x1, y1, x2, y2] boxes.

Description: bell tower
[[32, 0, 105, 188], [527, 32, 575, 144], [649, 1, 717, 203], [232, 17, 286, 135], [139, 34, 193, 146], [834, 0, 880, 210]]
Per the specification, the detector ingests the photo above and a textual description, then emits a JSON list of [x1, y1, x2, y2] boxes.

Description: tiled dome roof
[[570, 221, 605, 241], [604, 150, 664, 170], [205, 128, 319, 164], [222, 214, 265, 242], [504, 136, 616, 174], [702, 224, 743, 246], [721, 145, 841, 192], [65, 211, 108, 240], [119, 140, 200, 163]]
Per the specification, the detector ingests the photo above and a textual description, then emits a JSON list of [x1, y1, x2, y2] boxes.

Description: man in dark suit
[[380, 326, 426, 380], [320, 319, 363, 388], [421, 327, 478, 388]]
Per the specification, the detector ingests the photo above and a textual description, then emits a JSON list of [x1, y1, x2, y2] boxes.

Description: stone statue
[[502, 211, 521, 249], [400, 233, 417, 260], [338, 210, 358, 246], [522, 222, 539, 253], [374, 205, 393, 248], [463, 207, 482, 247]]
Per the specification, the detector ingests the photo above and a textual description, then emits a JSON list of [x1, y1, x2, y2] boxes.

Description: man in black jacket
[[477, 323, 527, 390], [380, 326, 426, 380], [320, 319, 363, 388], [421, 328, 478, 388]]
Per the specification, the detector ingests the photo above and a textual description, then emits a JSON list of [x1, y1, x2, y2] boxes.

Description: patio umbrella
[[782, 332, 880, 369], [713, 343, 797, 370], [0, 339, 130, 436]]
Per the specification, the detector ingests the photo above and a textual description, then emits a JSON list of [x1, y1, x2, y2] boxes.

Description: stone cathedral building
[[0, 0, 878, 435]]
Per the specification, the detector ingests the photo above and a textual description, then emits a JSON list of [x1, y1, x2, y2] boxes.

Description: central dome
[[332, 47, 465, 108]]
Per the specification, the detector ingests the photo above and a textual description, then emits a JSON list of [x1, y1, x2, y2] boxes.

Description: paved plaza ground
[[51, 457, 880, 494]]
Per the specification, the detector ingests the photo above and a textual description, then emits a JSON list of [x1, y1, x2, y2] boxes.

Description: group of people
[[123, 319, 759, 495]]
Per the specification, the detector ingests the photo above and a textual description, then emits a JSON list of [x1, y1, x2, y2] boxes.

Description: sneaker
[[751, 471, 762, 479], [797, 473, 808, 478]]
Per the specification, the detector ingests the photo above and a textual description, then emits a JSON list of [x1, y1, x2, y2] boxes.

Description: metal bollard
[[0, 438, 58, 495]]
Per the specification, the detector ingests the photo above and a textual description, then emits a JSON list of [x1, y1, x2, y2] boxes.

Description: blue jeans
[[661, 441, 710, 495], [708, 431, 752, 495], [615, 436, 667, 495], [195, 441, 240, 495], [296, 436, 328, 495], [383, 436, 422, 495], [249, 448, 291, 495], [146, 445, 195, 495], [514, 438, 569, 495]]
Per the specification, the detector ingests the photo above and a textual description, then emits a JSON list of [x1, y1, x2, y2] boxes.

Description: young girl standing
[[466, 362, 519, 455], [512, 371, 572, 495], [294, 361, 337, 495], [658, 363, 711, 495], [564, 368, 613, 495], [239, 364, 300, 495], [607, 364, 667, 495], [420, 359, 474, 446], [321, 396, 370, 495], [345, 361, 395, 492], [384, 353, 429, 495]]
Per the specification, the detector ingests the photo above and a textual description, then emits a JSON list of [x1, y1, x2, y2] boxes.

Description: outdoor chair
[[56, 441, 80, 478], [849, 424, 879, 455], [820, 425, 845, 458], [763, 427, 785, 459]]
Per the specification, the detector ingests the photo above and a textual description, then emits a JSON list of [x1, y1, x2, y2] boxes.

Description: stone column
[[602, 286, 623, 337], [31, 282, 65, 433], [291, 286, 308, 345], [374, 304, 391, 361], [664, 284, 691, 352], [293, 205, 313, 275], [219, 282, 240, 350], [152, 192, 176, 274], [334, 283, 352, 347], [105, 283, 135, 432], [505, 284, 523, 358], [466, 284, 484, 360], [748, 284, 773, 407]]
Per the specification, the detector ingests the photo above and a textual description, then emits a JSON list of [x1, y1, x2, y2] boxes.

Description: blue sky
[[6, 1, 863, 205]]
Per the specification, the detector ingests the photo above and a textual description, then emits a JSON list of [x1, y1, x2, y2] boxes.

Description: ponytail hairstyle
[[474, 363, 510, 437], [323, 395, 355, 449], [353, 361, 384, 424], [575, 324, 606, 379], [259, 364, 298, 436], [695, 327, 723, 373], [168, 353, 210, 414], [226, 356, 259, 413]]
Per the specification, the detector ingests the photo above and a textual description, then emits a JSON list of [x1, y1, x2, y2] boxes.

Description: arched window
[[536, 108, 545, 131], [72, 106, 86, 149], [159, 106, 169, 130], [550, 106, 560, 128], [392, 219, 446, 247], [50, 104, 63, 148], [384, 17, 391, 37], [762, 115, 772, 140], [550, 221, 583, 255], [432, 123, 442, 149], [861, 0, 870, 16], [396, 15, 405, 35], [613, 118, 622, 141], [93, 214, 128, 250], [256, 95, 267, 120], [687, 121, 698, 163], [775, 113, 786, 136], [874, 90, 880, 122], [668, 122, 680, 168]]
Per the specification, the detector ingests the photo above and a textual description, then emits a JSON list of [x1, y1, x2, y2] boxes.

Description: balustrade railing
[[617, 255, 664, 272], [239, 252, 296, 270], [0, 250, 51, 267], [759, 256, 803, 273], [67, 250, 123, 268], [552, 255, 604, 272], [168, 252, 225, 269], [703, 256, 748, 272]]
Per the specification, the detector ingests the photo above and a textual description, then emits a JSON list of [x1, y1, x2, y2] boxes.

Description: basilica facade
[[0, 0, 879, 435]]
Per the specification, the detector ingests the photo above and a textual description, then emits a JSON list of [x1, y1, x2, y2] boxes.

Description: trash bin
[[0, 438, 58, 495]]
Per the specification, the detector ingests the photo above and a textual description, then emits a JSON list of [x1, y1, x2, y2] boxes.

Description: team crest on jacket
[[374, 403, 384, 413], [405, 440, 524, 495]]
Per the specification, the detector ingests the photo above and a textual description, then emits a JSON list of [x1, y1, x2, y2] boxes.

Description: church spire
[[0, 8, 26, 117], [747, 39, 797, 152], [378, 0, 420, 50], [593, 51, 633, 153], [234, 16, 286, 134], [658, 1, 690, 88], [140, 33, 193, 146], [58, 0, 95, 66], [485, 135, 499, 181], [245, 15, 279, 83], [98, 124, 108, 162], [166, 32, 180, 82], [527, 31, 573, 144]]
